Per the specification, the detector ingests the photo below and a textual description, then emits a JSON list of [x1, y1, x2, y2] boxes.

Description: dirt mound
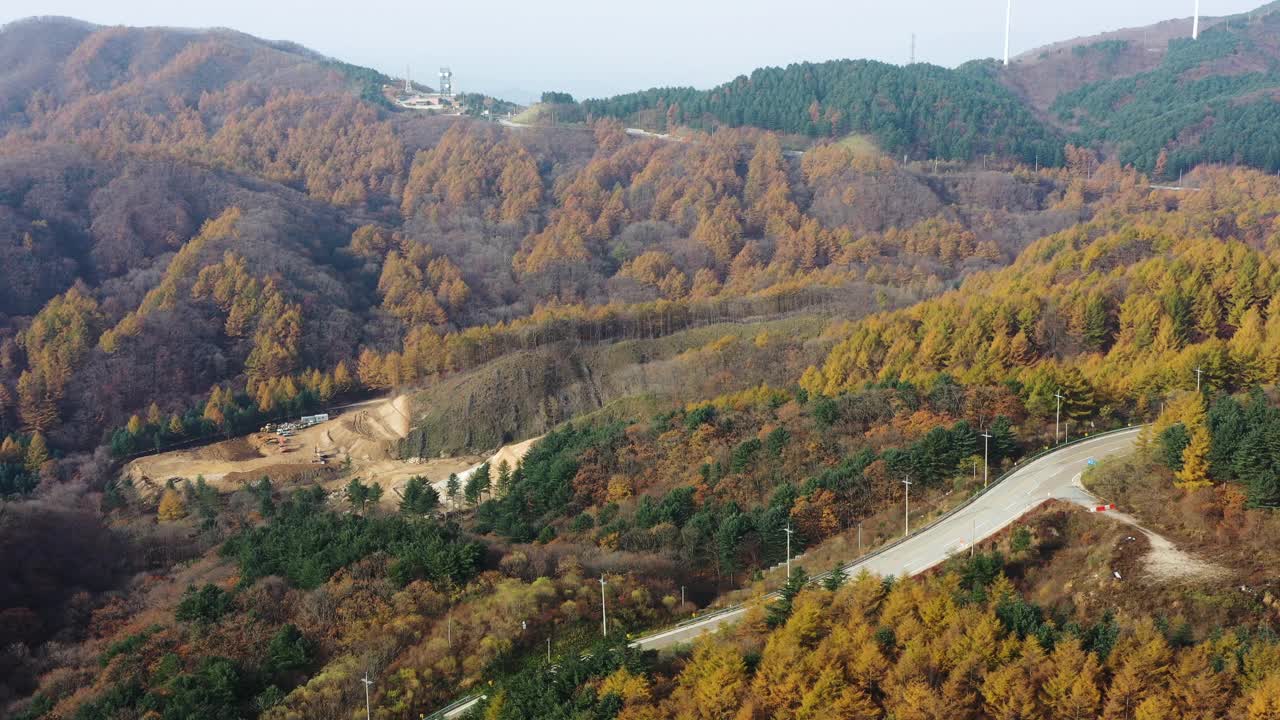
[[326, 394, 412, 461], [223, 463, 338, 488], [486, 437, 539, 472]]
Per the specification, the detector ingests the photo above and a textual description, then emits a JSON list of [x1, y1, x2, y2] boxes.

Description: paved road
[[435, 428, 1141, 717], [635, 427, 1141, 650]]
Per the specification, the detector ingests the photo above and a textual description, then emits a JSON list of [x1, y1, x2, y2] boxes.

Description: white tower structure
[[1193, 0, 1201, 39], [439, 67, 453, 98], [405, 65, 411, 94], [1003, 0, 1013, 65]]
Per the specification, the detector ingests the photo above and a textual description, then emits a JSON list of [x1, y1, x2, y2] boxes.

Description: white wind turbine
[[1004, 0, 1013, 65]]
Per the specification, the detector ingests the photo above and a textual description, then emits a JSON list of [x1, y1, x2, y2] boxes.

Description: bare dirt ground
[[1105, 510, 1227, 583], [126, 395, 484, 506]]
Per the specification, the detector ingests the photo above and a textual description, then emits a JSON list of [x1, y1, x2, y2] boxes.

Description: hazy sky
[[0, 0, 1267, 101]]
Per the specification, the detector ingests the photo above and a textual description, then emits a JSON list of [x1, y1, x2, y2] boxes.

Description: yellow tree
[[1168, 645, 1229, 719], [1177, 426, 1213, 490], [1243, 674, 1280, 720], [24, 432, 49, 473], [1041, 638, 1102, 719], [158, 487, 188, 521], [671, 641, 748, 720]]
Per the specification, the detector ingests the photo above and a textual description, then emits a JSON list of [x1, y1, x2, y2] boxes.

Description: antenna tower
[[439, 67, 453, 98]]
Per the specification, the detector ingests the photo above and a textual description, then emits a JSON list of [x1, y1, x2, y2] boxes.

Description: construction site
[[124, 395, 533, 510]]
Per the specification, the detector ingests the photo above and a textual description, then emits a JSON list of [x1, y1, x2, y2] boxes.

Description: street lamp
[[981, 431, 993, 488], [1054, 391, 1065, 444], [361, 671, 374, 720], [599, 575, 608, 637], [902, 477, 913, 537], [783, 524, 794, 578], [1194, 366, 1204, 392]]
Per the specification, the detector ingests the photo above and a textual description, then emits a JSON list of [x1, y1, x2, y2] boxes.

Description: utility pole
[[784, 524, 795, 578], [1194, 366, 1204, 392], [1054, 391, 1065, 445], [681, 585, 685, 608], [902, 477, 913, 538], [857, 522, 863, 556], [361, 671, 374, 720], [910, 33, 916, 64], [971, 516, 976, 558], [981, 431, 993, 488], [599, 575, 608, 637], [447, 610, 452, 647], [547, 636, 552, 663]]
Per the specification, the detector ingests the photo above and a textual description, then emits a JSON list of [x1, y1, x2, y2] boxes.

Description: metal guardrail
[[422, 424, 1145, 717], [629, 420, 1141, 638], [424, 693, 485, 720], [802, 423, 1146, 586]]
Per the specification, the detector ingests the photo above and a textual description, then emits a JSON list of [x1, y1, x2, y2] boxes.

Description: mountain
[[1005, 2, 1280, 174], [9, 11, 1280, 720], [580, 1, 1280, 175], [581, 60, 1065, 165]]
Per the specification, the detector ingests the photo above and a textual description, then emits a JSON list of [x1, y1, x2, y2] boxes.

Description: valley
[[5, 4, 1280, 719]]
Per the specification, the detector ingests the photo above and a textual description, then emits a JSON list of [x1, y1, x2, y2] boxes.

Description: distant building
[[391, 65, 463, 113]]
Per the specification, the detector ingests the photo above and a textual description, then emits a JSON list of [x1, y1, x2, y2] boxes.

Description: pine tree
[[158, 487, 188, 521], [1082, 294, 1111, 352], [446, 472, 460, 509], [767, 566, 809, 627], [1242, 674, 1280, 720], [989, 415, 1019, 466], [1175, 426, 1212, 490], [0, 436, 20, 463], [496, 459, 511, 497], [24, 432, 49, 473]]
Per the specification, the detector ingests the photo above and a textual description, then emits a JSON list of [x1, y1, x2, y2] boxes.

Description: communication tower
[[439, 67, 453, 98]]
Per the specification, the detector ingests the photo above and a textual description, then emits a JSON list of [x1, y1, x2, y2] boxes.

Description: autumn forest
[[7, 6, 1280, 720]]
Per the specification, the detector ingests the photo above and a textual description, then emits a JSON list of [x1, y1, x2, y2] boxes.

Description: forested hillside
[[581, 61, 1064, 165], [801, 166, 1280, 441], [1046, 13, 1280, 174], [581, 2, 1280, 174], [10, 9, 1280, 720], [0, 15, 1082, 461]]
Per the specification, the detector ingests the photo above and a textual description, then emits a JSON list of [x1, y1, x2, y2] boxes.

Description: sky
[[0, 0, 1268, 102]]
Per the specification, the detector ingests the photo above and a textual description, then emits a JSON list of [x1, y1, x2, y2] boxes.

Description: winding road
[[434, 427, 1141, 717], [637, 426, 1141, 650]]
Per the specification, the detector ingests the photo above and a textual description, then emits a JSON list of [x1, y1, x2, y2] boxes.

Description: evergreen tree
[[1082, 294, 1112, 351], [989, 415, 1019, 466], [24, 431, 49, 473], [446, 472, 460, 509], [1157, 423, 1191, 471], [766, 566, 809, 627], [1176, 426, 1212, 489], [400, 476, 440, 515]]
